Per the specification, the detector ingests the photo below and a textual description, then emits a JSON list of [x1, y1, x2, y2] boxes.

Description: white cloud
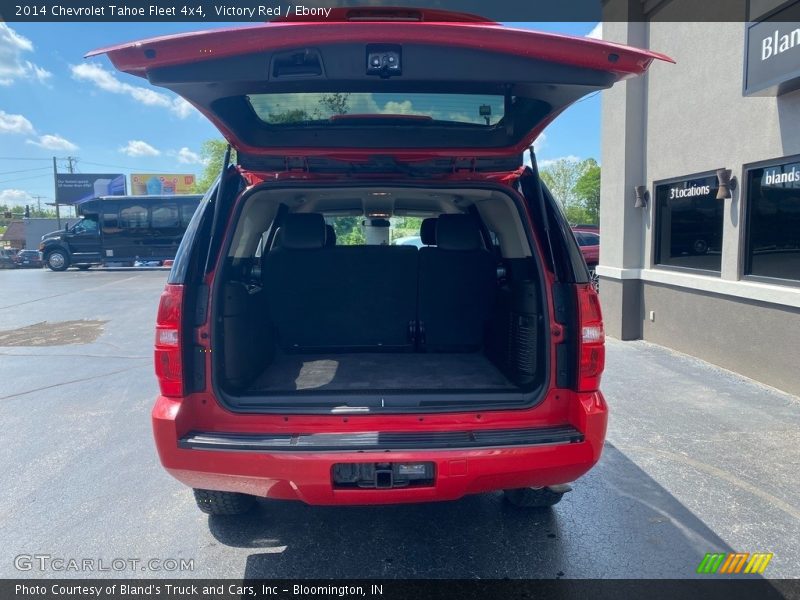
[[586, 23, 602, 40], [173, 147, 207, 165], [26, 133, 78, 151], [0, 188, 35, 206], [0, 110, 35, 135], [119, 139, 161, 157], [171, 98, 195, 119], [533, 133, 546, 153], [70, 63, 196, 118], [539, 155, 582, 168], [380, 100, 416, 115], [522, 134, 549, 167], [0, 24, 52, 86]]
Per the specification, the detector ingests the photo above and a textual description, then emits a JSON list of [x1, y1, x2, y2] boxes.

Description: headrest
[[420, 217, 437, 246], [281, 213, 326, 249], [325, 224, 337, 247], [436, 214, 482, 251]]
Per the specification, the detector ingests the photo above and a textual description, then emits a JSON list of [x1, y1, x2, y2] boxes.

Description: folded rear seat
[[263, 213, 417, 352]]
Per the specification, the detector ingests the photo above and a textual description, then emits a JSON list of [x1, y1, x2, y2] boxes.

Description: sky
[[0, 21, 601, 208]]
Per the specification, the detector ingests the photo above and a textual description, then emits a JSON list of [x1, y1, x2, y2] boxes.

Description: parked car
[[14, 249, 44, 269], [93, 9, 668, 515], [392, 235, 424, 248], [572, 230, 599, 266], [0, 248, 17, 269]]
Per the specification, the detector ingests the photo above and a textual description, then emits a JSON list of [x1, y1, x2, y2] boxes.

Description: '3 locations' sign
[[744, 1, 800, 95]]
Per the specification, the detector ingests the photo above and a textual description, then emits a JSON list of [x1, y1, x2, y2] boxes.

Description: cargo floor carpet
[[248, 352, 517, 392]]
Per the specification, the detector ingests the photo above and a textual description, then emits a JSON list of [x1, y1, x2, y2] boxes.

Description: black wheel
[[46, 250, 69, 272], [504, 486, 568, 508], [193, 489, 256, 515], [76, 264, 91, 271], [692, 239, 709, 255]]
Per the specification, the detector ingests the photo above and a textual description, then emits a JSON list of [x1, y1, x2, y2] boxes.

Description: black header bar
[[3, 579, 799, 600], [1, 0, 800, 22]]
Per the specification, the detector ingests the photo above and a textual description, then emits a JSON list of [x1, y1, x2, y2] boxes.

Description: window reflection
[[746, 161, 800, 282]]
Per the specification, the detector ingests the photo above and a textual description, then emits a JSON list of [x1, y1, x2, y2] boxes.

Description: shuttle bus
[[39, 194, 203, 271]]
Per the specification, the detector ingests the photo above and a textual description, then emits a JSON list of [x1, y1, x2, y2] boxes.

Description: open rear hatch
[[88, 9, 671, 163], [97, 11, 670, 414]]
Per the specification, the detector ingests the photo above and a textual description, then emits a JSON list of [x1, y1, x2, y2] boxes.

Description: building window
[[654, 173, 723, 272], [745, 157, 800, 283]]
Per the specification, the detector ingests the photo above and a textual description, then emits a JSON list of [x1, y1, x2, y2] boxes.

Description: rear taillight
[[154, 284, 184, 397], [576, 283, 605, 392]]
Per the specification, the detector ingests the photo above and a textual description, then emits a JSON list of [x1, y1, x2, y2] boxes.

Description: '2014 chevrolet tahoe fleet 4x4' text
[[91, 9, 670, 514]]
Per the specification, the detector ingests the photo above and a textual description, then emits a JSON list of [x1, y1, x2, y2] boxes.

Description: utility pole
[[65, 157, 77, 219], [53, 156, 60, 229], [31, 195, 44, 214]]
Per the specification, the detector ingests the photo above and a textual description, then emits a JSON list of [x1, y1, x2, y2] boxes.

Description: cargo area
[[210, 184, 548, 411]]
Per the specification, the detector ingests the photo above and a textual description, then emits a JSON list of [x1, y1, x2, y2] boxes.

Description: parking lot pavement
[[0, 269, 798, 579]]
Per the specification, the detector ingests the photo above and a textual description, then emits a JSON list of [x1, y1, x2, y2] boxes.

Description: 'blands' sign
[[745, 1, 800, 95]]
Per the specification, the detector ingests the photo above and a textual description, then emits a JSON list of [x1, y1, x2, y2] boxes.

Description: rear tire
[[193, 489, 256, 515], [504, 486, 567, 508], [46, 250, 69, 272], [692, 239, 709, 255]]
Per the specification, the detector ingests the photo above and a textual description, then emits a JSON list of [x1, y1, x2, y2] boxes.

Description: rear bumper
[[152, 393, 607, 505]]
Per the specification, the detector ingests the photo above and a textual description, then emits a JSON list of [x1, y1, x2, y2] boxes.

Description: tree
[[194, 140, 236, 193], [574, 158, 600, 225], [390, 216, 423, 241], [539, 157, 601, 225], [194, 94, 352, 193], [263, 92, 351, 123], [540, 158, 582, 208], [331, 216, 365, 246]]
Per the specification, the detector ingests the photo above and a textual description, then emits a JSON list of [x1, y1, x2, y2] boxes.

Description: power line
[[576, 91, 601, 104], [0, 173, 54, 185], [0, 157, 54, 162], [0, 166, 51, 176]]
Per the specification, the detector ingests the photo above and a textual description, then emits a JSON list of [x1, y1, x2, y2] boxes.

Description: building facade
[[599, 1, 800, 394], [0, 219, 61, 250]]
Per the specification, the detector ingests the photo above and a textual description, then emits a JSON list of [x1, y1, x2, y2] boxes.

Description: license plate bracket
[[332, 462, 435, 489]]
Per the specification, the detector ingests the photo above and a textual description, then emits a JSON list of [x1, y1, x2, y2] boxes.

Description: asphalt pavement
[[0, 268, 798, 579]]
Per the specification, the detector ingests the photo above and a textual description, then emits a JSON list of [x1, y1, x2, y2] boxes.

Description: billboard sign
[[744, 1, 800, 96], [55, 174, 126, 204], [131, 174, 196, 195]]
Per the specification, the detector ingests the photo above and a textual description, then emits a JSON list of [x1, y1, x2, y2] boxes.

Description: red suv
[[94, 9, 668, 515]]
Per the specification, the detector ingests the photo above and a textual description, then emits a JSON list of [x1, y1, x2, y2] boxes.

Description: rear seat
[[263, 212, 495, 353], [420, 217, 437, 246], [417, 214, 496, 351], [326, 245, 417, 350], [263, 213, 417, 351]]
